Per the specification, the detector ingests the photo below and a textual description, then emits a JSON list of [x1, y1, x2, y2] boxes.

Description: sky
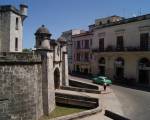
[[0, 0, 150, 49]]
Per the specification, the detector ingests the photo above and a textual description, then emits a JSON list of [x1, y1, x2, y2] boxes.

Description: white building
[[0, 4, 28, 52], [70, 14, 150, 86], [90, 15, 150, 85]]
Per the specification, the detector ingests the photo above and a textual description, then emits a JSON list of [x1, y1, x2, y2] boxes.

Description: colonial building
[[91, 14, 150, 85], [0, 4, 27, 52], [70, 14, 150, 86], [72, 31, 93, 75], [61, 29, 84, 73]]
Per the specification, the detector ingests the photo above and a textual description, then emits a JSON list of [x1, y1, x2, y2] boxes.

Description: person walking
[[103, 82, 107, 91]]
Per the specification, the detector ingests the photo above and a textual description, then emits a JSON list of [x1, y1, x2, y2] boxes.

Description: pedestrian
[[103, 82, 107, 91]]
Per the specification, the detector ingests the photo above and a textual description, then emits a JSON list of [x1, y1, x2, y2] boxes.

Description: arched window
[[138, 58, 150, 84], [54, 68, 60, 89], [107, 20, 110, 24], [115, 57, 125, 79], [98, 57, 105, 64], [139, 58, 150, 67], [115, 57, 124, 66]]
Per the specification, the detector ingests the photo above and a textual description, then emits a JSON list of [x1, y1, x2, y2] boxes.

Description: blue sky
[[0, 0, 150, 48]]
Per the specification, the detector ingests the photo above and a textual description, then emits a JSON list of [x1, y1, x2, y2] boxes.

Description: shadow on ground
[[113, 83, 150, 92]]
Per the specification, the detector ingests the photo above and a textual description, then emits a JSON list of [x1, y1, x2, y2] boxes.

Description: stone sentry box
[[0, 52, 55, 120]]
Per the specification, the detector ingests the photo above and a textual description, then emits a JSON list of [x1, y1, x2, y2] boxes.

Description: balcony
[[75, 58, 90, 63], [92, 46, 150, 52]]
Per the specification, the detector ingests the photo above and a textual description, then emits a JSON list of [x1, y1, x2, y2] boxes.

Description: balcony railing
[[92, 46, 149, 52], [76, 59, 90, 62]]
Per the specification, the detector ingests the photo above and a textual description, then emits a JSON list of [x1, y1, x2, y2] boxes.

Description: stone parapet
[[0, 52, 42, 63]]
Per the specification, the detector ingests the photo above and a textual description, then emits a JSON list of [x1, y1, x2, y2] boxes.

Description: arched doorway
[[98, 57, 105, 76], [115, 57, 124, 79], [54, 68, 60, 89], [138, 58, 150, 84]]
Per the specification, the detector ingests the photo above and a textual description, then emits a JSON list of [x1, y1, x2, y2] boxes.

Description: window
[[90, 53, 92, 59], [77, 41, 81, 49], [99, 38, 104, 51], [16, 17, 19, 30], [116, 36, 124, 51], [76, 65, 80, 72], [140, 33, 149, 51], [84, 40, 89, 49], [77, 53, 80, 61], [15, 38, 18, 51], [84, 53, 89, 62], [99, 21, 102, 25], [98, 57, 105, 64], [107, 20, 110, 24]]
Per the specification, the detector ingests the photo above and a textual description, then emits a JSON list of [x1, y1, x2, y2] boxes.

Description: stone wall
[[0, 52, 48, 120]]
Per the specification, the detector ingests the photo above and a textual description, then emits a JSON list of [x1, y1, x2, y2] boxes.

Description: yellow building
[[70, 14, 150, 86], [91, 15, 150, 86]]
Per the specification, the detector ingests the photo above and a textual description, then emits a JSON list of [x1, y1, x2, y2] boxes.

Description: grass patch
[[49, 105, 87, 118], [41, 105, 88, 119]]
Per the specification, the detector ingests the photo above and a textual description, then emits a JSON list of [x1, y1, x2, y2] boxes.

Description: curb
[[50, 107, 102, 120]]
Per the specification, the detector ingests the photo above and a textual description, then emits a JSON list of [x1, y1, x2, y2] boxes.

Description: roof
[[35, 25, 51, 35], [92, 14, 150, 30], [72, 31, 93, 38], [0, 5, 21, 16]]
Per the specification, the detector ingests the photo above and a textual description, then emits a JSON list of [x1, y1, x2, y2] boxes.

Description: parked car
[[92, 76, 112, 85]]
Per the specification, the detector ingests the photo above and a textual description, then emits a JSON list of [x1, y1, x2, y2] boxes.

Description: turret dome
[[35, 25, 51, 35]]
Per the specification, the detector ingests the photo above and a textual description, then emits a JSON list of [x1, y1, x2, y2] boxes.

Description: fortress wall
[[0, 52, 44, 120]]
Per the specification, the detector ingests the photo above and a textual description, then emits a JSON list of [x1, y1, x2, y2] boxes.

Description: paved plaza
[[66, 76, 124, 120]]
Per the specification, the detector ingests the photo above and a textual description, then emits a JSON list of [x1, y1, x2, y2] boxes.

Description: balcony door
[[140, 33, 149, 51], [116, 36, 124, 51], [99, 38, 104, 51]]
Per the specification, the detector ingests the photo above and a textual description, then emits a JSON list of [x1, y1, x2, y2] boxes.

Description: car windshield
[[99, 78, 104, 80]]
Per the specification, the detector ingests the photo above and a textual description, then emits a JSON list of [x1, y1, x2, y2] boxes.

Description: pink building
[[72, 31, 93, 75]]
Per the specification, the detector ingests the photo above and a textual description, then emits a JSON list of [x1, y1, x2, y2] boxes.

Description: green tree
[[22, 48, 32, 53]]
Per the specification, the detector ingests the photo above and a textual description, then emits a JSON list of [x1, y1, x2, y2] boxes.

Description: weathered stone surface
[[0, 16, 69, 120], [0, 62, 43, 120]]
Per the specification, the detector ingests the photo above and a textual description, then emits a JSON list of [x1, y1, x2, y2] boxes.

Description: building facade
[[70, 14, 150, 86], [91, 15, 150, 85], [0, 4, 69, 120], [61, 29, 84, 73], [72, 31, 93, 75], [0, 4, 27, 52]]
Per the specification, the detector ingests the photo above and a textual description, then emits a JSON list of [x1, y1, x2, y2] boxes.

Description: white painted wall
[[93, 19, 150, 50]]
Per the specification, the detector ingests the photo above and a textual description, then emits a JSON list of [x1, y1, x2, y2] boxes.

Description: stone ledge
[[69, 79, 99, 90], [50, 107, 102, 120], [0, 52, 42, 63], [105, 110, 130, 120], [55, 92, 99, 109], [60, 86, 101, 94]]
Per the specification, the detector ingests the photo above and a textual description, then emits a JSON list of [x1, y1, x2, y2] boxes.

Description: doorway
[[138, 58, 150, 84], [54, 68, 60, 89]]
